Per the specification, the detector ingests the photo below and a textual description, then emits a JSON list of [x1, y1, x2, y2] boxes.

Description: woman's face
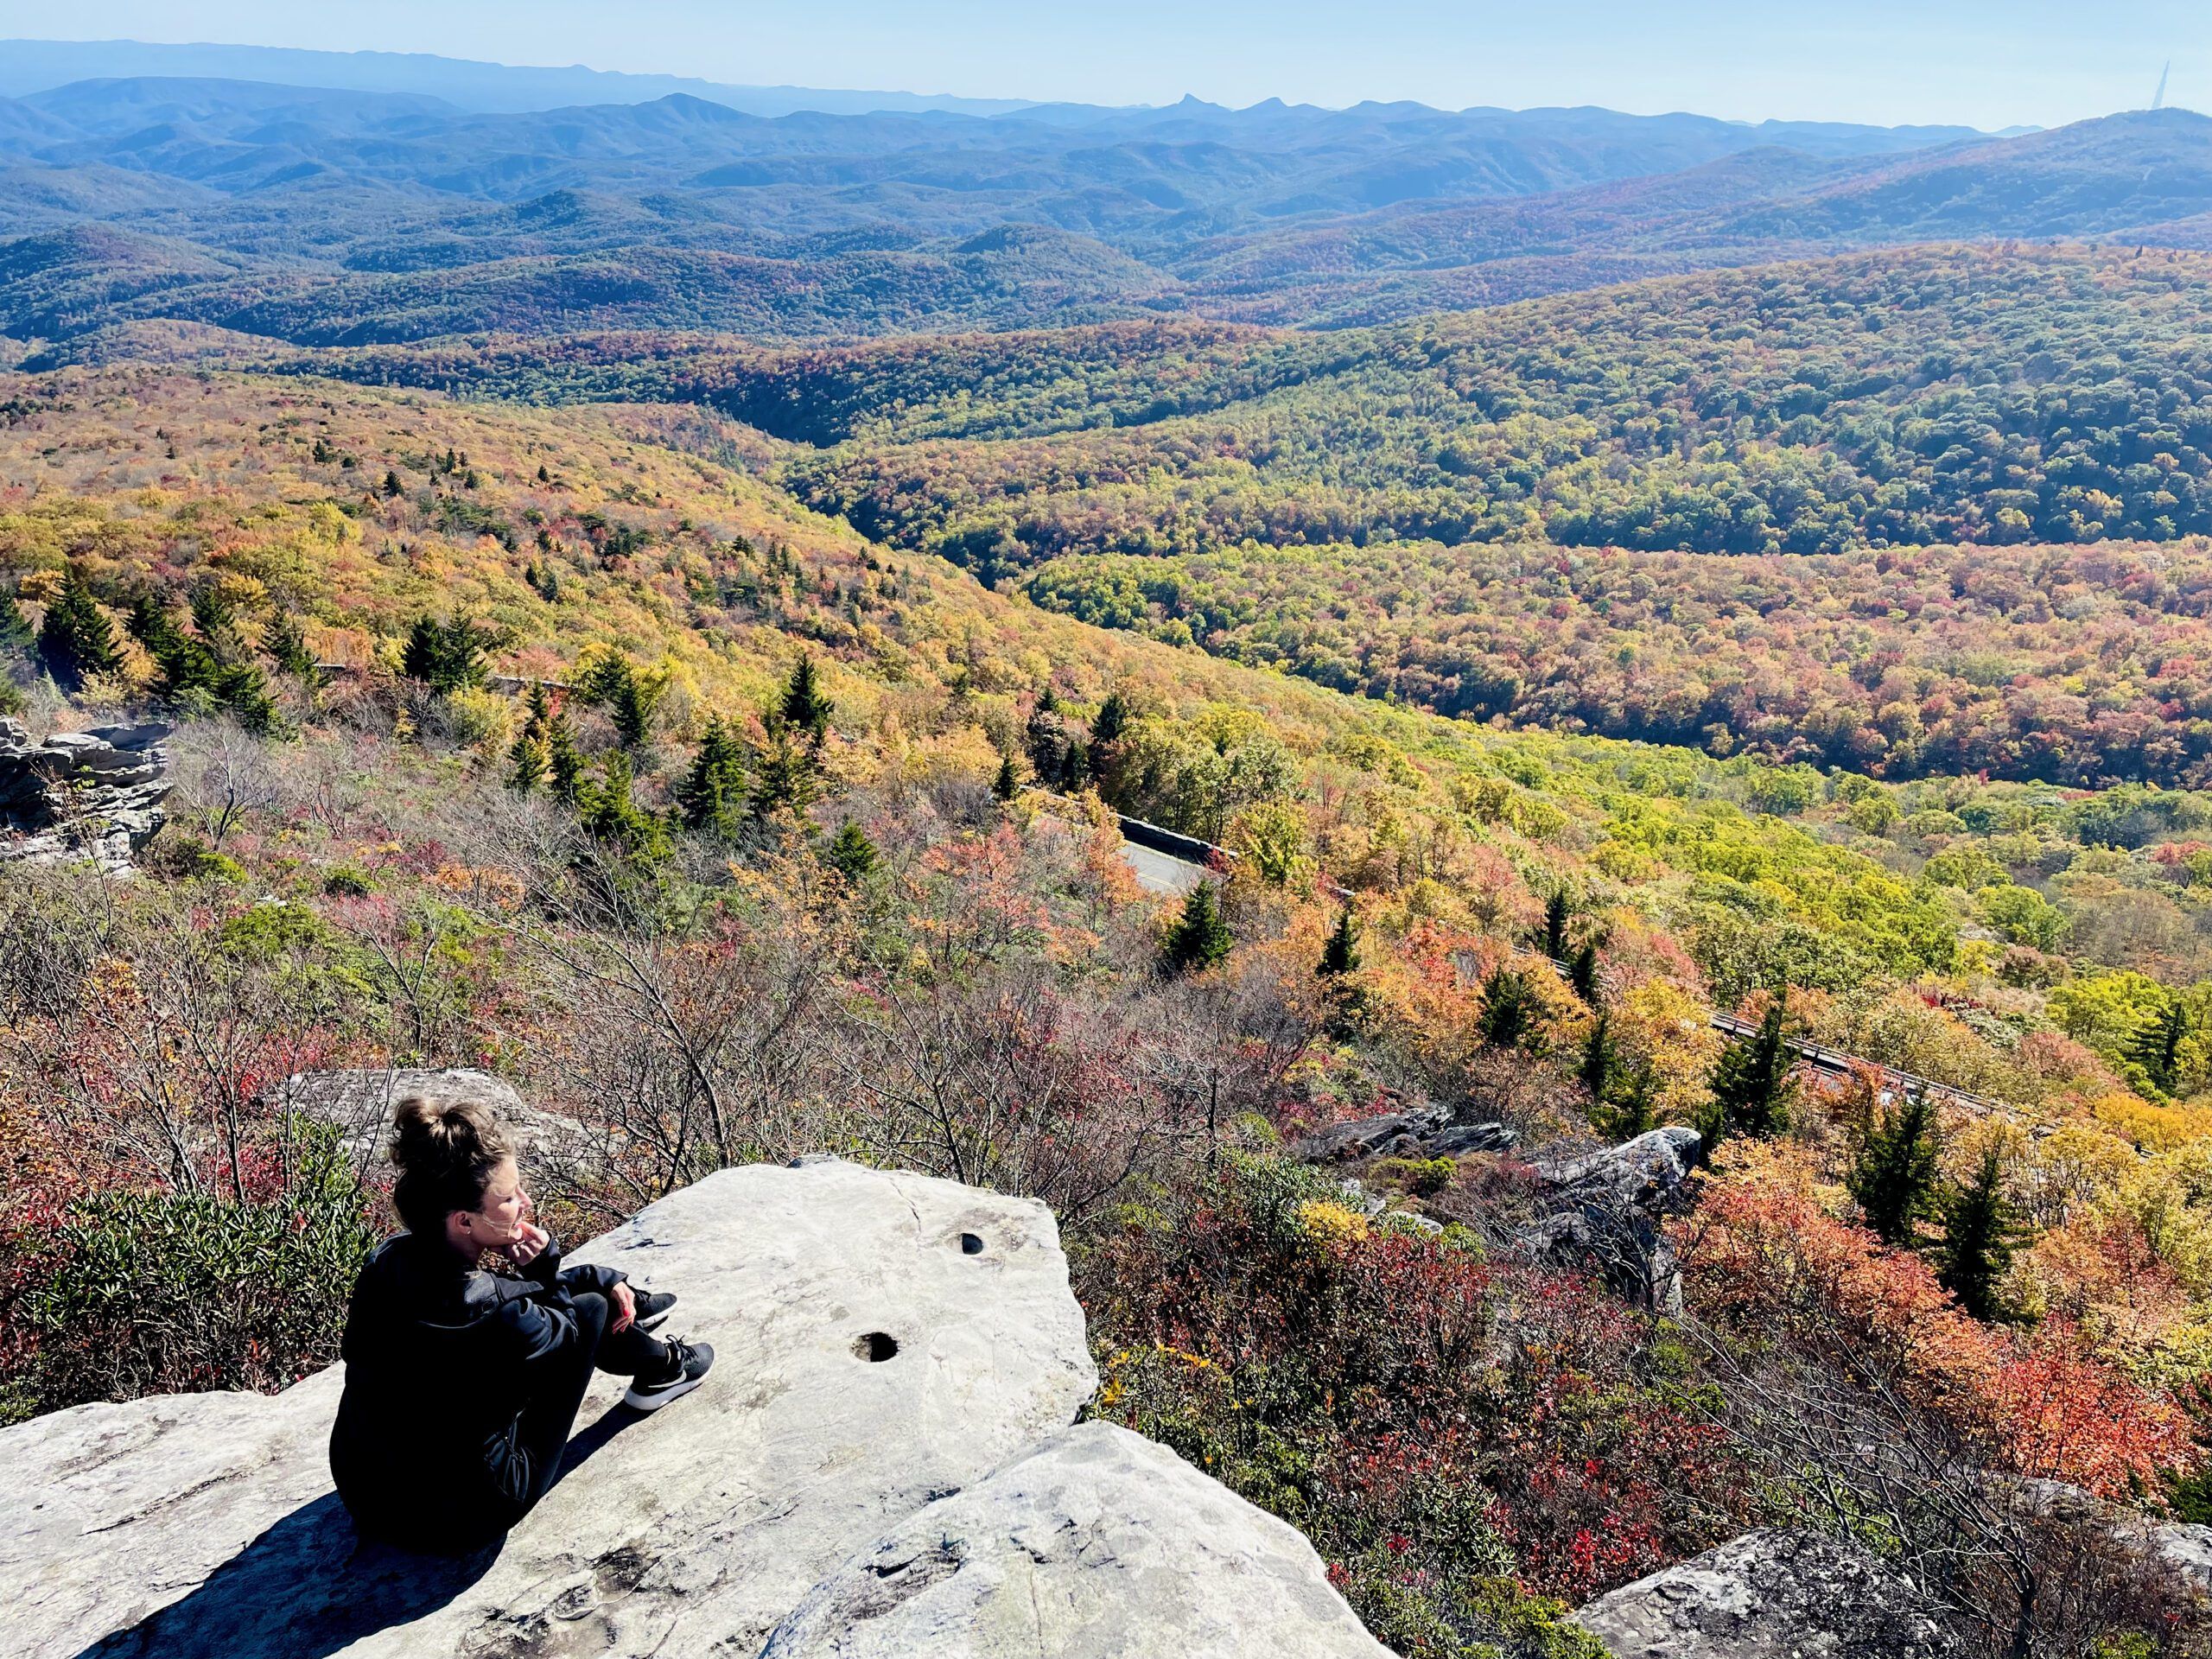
[[454, 1157, 532, 1254]]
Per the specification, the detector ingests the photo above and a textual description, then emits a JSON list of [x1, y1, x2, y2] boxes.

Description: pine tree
[[189, 586, 238, 657], [544, 705, 585, 805], [1474, 965, 1539, 1050], [263, 611, 316, 677], [993, 751, 1020, 803], [825, 820, 879, 881], [1708, 997, 1795, 1142], [676, 715, 747, 835], [1580, 1013, 1616, 1102], [748, 720, 816, 820], [1541, 889, 1572, 960], [383, 469, 404, 498], [1058, 737, 1090, 791], [779, 654, 832, 742], [1161, 880, 1233, 975], [607, 664, 658, 748], [508, 684, 552, 794], [1026, 691, 1069, 784], [1936, 1148, 2021, 1321], [577, 752, 669, 861], [127, 592, 217, 702], [1569, 941, 1599, 1002], [508, 728, 549, 794], [1598, 1060, 1659, 1141], [2129, 1002, 2189, 1096], [37, 569, 122, 690], [1318, 908, 1360, 976], [220, 664, 278, 734], [1847, 1090, 1941, 1247], [1090, 690, 1130, 749], [401, 616, 490, 694]]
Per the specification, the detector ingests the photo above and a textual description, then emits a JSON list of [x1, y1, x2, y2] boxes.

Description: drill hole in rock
[[853, 1332, 900, 1363], [959, 1232, 985, 1255]]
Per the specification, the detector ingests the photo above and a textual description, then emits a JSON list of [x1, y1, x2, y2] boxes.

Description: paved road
[[1120, 842, 1209, 894]]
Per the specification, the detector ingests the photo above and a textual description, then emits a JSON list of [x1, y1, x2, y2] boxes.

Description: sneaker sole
[[634, 1310, 670, 1334], [623, 1369, 708, 1411]]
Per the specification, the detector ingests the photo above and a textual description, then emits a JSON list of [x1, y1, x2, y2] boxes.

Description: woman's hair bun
[[387, 1091, 516, 1237]]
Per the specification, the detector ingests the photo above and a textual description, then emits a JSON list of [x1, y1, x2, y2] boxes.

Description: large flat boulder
[[1574, 1528, 1960, 1659], [6, 1158, 1097, 1659], [760, 1420, 1390, 1659], [261, 1066, 585, 1172]]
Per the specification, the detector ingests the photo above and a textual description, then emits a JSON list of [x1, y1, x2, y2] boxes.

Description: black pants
[[340, 1290, 666, 1554], [478, 1291, 665, 1535]]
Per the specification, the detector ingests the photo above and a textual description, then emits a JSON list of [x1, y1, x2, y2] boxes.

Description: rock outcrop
[[264, 1066, 586, 1171], [1291, 1104, 1518, 1163], [1521, 1124, 1702, 1313], [1574, 1528, 1961, 1659], [0, 718, 170, 869], [6, 1157, 1385, 1659], [761, 1421, 1390, 1659]]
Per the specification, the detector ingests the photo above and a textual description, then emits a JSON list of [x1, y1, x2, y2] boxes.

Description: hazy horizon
[[0, 3, 2202, 130]]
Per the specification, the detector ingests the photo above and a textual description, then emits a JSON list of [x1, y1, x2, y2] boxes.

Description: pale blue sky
[[0, 2, 2204, 128]]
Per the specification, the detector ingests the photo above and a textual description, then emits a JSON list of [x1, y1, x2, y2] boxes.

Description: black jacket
[[328, 1230, 624, 1539]]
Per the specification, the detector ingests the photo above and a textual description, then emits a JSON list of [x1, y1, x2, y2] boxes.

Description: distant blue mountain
[[0, 39, 1041, 118]]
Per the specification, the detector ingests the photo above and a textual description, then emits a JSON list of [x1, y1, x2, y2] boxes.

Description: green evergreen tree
[[825, 820, 879, 881], [37, 569, 122, 690], [401, 616, 491, 694], [749, 720, 816, 820], [994, 751, 1020, 803], [1161, 880, 1234, 975], [189, 586, 238, 658], [262, 611, 316, 677], [577, 752, 669, 861], [383, 469, 404, 498], [1569, 941, 1600, 1003], [1090, 690, 1130, 749], [544, 705, 585, 805], [1580, 1012, 1616, 1103], [508, 728, 549, 794], [1936, 1147, 2022, 1322], [676, 715, 747, 835], [1597, 1059, 1659, 1141], [1318, 908, 1360, 976], [127, 592, 217, 702], [2130, 1002, 2189, 1096], [1708, 997, 1796, 1142], [1474, 965, 1539, 1050], [779, 653, 833, 742], [607, 664, 659, 748], [507, 686, 553, 794], [1847, 1090, 1941, 1247], [213, 662, 278, 734], [1058, 737, 1090, 791], [1541, 889, 1572, 960]]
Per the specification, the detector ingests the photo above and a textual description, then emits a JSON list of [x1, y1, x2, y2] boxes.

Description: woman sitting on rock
[[329, 1095, 713, 1552]]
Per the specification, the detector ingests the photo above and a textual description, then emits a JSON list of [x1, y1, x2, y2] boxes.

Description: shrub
[[7, 1122, 377, 1417]]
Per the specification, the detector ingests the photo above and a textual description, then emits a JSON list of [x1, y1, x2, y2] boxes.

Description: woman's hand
[[609, 1280, 636, 1334], [508, 1222, 551, 1268]]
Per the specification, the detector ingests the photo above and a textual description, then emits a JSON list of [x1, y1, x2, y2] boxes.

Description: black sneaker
[[631, 1288, 677, 1333], [624, 1338, 713, 1411]]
